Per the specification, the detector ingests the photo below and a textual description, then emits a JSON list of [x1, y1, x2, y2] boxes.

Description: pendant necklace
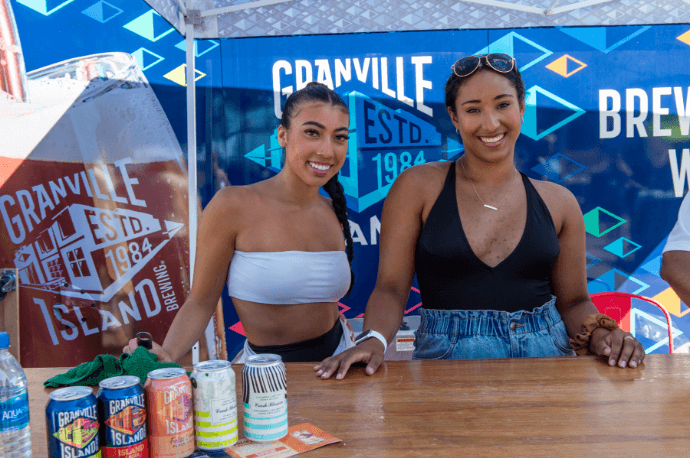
[[460, 158, 518, 211]]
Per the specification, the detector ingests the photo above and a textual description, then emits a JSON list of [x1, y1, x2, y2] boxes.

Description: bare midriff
[[233, 299, 340, 346]]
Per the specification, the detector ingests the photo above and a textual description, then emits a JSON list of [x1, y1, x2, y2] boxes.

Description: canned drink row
[[45, 355, 286, 458]]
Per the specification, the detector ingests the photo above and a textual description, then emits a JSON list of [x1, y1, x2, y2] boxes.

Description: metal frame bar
[[200, 0, 291, 17]]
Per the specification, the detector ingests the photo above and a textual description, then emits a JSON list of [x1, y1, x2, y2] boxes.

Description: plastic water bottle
[[0, 332, 32, 457]]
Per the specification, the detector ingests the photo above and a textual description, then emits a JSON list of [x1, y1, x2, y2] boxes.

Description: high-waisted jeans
[[412, 296, 576, 360]]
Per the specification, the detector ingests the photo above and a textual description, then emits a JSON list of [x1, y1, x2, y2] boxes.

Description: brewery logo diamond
[[545, 55, 587, 78], [583, 207, 626, 237], [123, 10, 175, 42], [603, 237, 642, 258], [132, 48, 164, 71], [163, 64, 206, 87], [588, 269, 648, 296], [82, 1, 123, 24], [522, 86, 585, 141], [530, 153, 585, 183], [174, 40, 220, 57]]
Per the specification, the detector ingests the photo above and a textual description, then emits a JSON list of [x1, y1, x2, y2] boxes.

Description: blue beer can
[[97, 375, 148, 458], [46, 386, 101, 457]]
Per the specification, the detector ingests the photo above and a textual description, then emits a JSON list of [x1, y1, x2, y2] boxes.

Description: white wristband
[[355, 329, 388, 352]]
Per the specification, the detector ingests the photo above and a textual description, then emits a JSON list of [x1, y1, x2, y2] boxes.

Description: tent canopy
[[146, 0, 690, 40]]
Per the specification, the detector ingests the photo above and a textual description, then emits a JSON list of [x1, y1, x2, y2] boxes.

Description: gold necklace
[[460, 158, 518, 211]]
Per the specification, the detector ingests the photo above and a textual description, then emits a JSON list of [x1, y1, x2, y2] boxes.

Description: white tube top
[[227, 250, 351, 304]]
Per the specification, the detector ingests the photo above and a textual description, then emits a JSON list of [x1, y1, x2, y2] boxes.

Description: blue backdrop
[[10, 0, 690, 357]]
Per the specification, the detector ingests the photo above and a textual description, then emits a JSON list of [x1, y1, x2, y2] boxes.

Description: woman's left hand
[[589, 327, 645, 368]]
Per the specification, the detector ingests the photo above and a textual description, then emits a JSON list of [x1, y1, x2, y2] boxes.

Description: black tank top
[[414, 161, 560, 313]]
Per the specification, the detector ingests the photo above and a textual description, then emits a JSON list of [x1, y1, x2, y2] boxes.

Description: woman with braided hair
[[123, 81, 356, 363]]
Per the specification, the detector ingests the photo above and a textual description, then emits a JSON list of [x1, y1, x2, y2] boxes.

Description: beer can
[[242, 354, 288, 442], [145, 368, 194, 458], [191, 360, 238, 450], [97, 375, 148, 457], [46, 386, 101, 458]]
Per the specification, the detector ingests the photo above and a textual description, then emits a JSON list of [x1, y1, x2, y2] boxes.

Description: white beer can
[[242, 354, 288, 442], [191, 360, 239, 450]]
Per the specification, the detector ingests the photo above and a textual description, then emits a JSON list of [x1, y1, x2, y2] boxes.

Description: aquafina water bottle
[[0, 331, 32, 457]]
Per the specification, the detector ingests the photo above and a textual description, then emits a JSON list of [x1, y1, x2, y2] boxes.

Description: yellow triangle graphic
[[677, 30, 690, 46], [546, 56, 569, 77], [654, 287, 690, 317], [163, 64, 207, 87]]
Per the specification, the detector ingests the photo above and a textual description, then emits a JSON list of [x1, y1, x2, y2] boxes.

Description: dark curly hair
[[280, 82, 355, 297], [445, 57, 525, 114]]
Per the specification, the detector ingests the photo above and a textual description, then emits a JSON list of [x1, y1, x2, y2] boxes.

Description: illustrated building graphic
[[106, 405, 146, 435], [14, 204, 184, 302]]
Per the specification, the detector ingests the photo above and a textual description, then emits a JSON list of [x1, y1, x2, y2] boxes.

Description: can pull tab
[[136, 332, 153, 350]]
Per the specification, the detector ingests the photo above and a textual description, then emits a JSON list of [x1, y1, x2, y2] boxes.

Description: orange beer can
[[144, 368, 194, 458]]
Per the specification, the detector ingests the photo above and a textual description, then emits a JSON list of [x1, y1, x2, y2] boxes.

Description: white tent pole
[[185, 0, 200, 365]]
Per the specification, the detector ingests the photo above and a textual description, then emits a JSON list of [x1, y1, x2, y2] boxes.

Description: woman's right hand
[[122, 338, 174, 363]]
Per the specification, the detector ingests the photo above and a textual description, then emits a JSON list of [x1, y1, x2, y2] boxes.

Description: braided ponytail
[[322, 174, 355, 298]]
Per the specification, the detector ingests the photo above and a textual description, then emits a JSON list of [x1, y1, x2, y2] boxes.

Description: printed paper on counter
[[224, 423, 341, 458]]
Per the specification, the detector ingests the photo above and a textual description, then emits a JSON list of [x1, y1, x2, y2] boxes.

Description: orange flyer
[[221, 423, 341, 458]]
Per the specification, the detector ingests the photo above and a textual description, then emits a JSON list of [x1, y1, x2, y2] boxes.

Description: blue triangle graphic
[[131, 48, 163, 71], [565, 56, 583, 74], [606, 238, 626, 257], [560, 26, 651, 54], [586, 252, 601, 269], [640, 256, 662, 276], [46, 0, 70, 12], [245, 144, 268, 167], [557, 154, 584, 181], [598, 210, 624, 235], [125, 11, 173, 42], [560, 27, 608, 52], [531, 157, 560, 182], [605, 26, 647, 48], [100, 2, 120, 21], [535, 91, 576, 136], [512, 36, 548, 71], [152, 11, 174, 38], [621, 238, 641, 256], [614, 271, 629, 289], [82, 1, 104, 21]]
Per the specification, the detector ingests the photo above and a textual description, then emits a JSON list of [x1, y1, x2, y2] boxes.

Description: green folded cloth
[[44, 346, 186, 388]]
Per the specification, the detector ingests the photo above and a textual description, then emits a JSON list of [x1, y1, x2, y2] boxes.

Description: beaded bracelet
[[569, 313, 619, 356]]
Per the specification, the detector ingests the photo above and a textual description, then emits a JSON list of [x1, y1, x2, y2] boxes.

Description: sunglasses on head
[[451, 53, 516, 78]]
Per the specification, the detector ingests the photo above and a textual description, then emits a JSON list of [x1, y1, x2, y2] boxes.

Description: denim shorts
[[412, 296, 576, 360]]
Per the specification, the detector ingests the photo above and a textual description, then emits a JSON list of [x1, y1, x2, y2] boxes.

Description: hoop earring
[[521, 117, 524, 124], [455, 127, 460, 134]]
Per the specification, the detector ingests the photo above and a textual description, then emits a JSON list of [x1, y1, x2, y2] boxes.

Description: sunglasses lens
[[453, 56, 480, 77], [486, 53, 514, 72]]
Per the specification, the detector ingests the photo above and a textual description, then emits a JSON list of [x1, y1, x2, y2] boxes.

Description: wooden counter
[[26, 354, 690, 457]]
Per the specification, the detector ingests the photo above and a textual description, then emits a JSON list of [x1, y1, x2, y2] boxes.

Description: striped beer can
[[242, 354, 288, 442], [190, 360, 238, 450]]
